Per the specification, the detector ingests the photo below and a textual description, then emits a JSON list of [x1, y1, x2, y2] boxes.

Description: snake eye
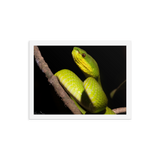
[[82, 53, 86, 57]]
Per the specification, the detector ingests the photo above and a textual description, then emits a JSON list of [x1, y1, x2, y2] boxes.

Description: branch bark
[[34, 46, 82, 114], [112, 107, 126, 114]]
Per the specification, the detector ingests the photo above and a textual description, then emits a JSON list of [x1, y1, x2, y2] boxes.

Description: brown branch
[[112, 107, 126, 114], [34, 46, 81, 114]]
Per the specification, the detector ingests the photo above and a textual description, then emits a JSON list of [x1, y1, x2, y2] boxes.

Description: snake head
[[72, 47, 100, 82]]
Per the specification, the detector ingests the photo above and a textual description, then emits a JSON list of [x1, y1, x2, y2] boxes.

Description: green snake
[[55, 47, 115, 114]]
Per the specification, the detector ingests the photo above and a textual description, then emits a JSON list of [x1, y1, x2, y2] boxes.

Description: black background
[[34, 46, 126, 114]]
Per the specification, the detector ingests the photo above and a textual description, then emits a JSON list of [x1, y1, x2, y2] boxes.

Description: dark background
[[34, 46, 126, 114]]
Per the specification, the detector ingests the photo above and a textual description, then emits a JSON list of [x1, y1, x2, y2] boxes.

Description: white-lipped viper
[[55, 47, 115, 114]]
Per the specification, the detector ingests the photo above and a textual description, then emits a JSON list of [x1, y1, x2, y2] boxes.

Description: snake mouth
[[72, 49, 93, 77]]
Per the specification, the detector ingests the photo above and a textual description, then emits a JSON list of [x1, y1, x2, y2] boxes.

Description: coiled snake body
[[55, 47, 115, 114]]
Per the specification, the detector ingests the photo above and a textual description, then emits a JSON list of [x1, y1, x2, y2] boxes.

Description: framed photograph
[[26, 38, 134, 122]]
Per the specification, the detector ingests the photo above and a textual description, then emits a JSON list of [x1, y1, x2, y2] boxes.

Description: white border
[[29, 40, 131, 120], [29, 38, 134, 41]]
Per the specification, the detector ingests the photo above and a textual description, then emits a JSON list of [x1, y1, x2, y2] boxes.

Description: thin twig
[[34, 46, 82, 114], [112, 107, 126, 114]]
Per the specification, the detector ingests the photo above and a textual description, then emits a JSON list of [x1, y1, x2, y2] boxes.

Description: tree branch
[[34, 46, 82, 114], [112, 107, 126, 114]]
